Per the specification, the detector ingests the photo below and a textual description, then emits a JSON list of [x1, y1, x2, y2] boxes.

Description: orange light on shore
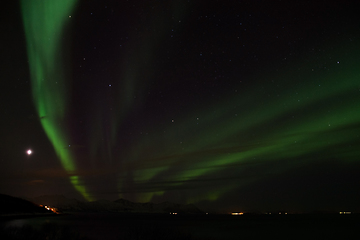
[[43, 205, 59, 214], [231, 212, 243, 215]]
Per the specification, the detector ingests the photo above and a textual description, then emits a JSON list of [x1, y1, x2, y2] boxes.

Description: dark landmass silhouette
[[0, 193, 51, 216], [29, 195, 204, 214]]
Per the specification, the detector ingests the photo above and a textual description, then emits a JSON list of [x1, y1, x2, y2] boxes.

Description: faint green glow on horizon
[[119, 48, 360, 203], [21, 0, 93, 201], [19, 0, 360, 205]]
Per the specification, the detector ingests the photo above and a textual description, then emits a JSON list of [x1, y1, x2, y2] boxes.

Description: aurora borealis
[[1, 0, 360, 212], [20, 0, 93, 201]]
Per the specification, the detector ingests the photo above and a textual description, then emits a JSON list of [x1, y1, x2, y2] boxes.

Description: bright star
[[27, 149, 32, 155]]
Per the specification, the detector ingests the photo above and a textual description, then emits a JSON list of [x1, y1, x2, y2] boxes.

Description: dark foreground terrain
[[1, 213, 360, 240]]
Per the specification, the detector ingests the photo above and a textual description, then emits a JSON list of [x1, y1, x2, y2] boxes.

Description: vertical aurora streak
[[12, 0, 359, 210], [21, 0, 93, 201]]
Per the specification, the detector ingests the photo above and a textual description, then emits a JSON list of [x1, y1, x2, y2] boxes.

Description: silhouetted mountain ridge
[[30, 195, 204, 214], [0, 193, 50, 216]]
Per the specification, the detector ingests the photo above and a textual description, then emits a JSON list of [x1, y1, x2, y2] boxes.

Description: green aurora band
[[115, 44, 360, 203], [21, 0, 93, 201], [20, 1, 360, 205]]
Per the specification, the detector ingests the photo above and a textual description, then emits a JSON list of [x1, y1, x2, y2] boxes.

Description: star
[[26, 149, 32, 155]]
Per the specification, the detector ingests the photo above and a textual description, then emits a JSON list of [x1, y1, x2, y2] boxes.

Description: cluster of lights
[[231, 212, 244, 215], [169, 212, 178, 215], [339, 212, 351, 214], [40, 205, 59, 214]]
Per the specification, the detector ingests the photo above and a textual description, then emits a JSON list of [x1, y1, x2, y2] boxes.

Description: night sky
[[1, 0, 360, 213]]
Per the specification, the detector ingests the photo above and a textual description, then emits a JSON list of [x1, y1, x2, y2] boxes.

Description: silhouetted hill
[[0, 193, 49, 216], [30, 195, 204, 214], [30, 195, 82, 211]]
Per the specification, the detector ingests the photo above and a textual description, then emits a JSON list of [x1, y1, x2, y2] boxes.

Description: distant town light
[[340, 212, 351, 214], [231, 212, 243, 215], [43, 205, 59, 214]]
